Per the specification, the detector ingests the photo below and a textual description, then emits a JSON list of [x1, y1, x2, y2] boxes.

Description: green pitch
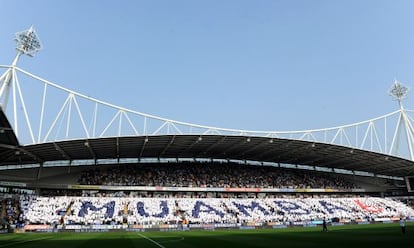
[[0, 223, 412, 248]]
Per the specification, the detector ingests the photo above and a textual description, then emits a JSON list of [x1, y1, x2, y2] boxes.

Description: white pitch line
[[138, 233, 166, 248]]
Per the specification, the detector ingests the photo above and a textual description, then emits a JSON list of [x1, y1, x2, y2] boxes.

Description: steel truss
[[1, 27, 414, 161]]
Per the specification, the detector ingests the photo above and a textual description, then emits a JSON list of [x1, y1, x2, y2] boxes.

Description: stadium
[[1, 27, 414, 247]]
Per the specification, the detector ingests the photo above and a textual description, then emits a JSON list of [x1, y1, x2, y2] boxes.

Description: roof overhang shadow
[[1, 135, 414, 177]]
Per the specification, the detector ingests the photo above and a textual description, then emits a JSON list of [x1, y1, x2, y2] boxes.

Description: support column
[[36, 163, 43, 180]]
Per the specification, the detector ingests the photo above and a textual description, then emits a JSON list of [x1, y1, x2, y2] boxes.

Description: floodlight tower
[[0, 26, 42, 110], [389, 79, 409, 109], [389, 80, 414, 160]]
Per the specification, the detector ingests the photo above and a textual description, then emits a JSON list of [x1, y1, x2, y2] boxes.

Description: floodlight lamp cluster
[[389, 80, 409, 102], [14, 26, 42, 57]]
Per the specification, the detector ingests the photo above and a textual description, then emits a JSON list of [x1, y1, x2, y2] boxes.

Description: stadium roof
[[0, 107, 21, 161], [1, 133, 414, 177]]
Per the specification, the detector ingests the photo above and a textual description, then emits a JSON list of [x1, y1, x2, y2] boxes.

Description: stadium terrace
[[1, 28, 414, 233]]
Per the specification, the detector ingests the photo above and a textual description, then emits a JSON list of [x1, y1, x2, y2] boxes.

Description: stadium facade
[[0, 27, 414, 233]]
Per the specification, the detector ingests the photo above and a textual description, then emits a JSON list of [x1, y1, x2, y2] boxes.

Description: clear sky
[[1, 0, 414, 132]]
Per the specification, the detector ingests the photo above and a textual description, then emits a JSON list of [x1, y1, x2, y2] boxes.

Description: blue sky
[[1, 0, 414, 132]]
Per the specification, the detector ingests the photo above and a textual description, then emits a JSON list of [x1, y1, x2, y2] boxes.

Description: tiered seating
[[78, 163, 358, 190], [23, 196, 71, 224], [127, 198, 176, 225], [67, 198, 123, 225], [0, 198, 21, 225], [228, 199, 271, 222], [19, 196, 414, 225]]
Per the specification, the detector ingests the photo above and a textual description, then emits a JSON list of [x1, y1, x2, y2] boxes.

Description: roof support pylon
[[388, 80, 414, 160], [0, 26, 42, 110]]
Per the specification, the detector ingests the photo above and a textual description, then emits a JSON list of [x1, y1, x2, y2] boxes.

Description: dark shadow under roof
[[0, 108, 19, 146], [1, 135, 413, 177], [0, 107, 20, 162]]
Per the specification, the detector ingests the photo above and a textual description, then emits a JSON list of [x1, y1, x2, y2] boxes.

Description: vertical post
[[1, 27, 42, 109], [388, 80, 413, 160], [0, 27, 42, 143], [37, 162, 43, 180]]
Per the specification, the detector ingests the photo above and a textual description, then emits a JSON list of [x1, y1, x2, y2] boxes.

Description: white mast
[[388, 80, 414, 160], [0, 26, 42, 110]]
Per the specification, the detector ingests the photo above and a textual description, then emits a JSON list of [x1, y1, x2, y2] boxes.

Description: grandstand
[[1, 27, 414, 234]]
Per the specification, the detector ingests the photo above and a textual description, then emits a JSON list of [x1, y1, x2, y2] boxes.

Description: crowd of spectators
[[0, 198, 21, 227], [5, 163, 414, 229], [78, 163, 358, 190], [19, 195, 414, 226]]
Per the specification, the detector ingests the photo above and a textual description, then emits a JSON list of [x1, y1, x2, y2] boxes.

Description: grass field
[[0, 223, 413, 248]]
